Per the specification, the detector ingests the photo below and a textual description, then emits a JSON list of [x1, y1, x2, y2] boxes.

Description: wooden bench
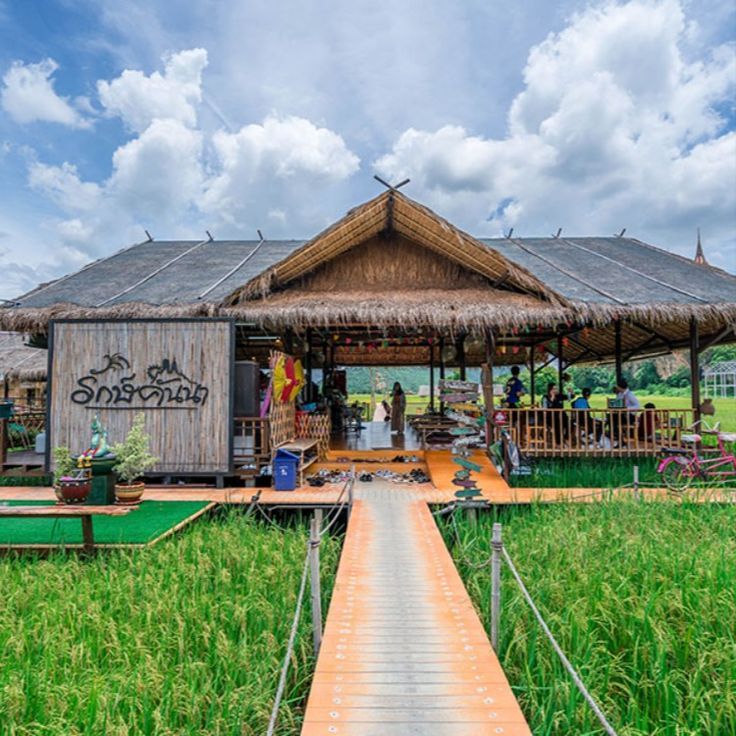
[[0, 505, 136, 551]]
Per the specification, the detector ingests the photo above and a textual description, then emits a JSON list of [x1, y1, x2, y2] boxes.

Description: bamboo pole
[[690, 318, 700, 421]]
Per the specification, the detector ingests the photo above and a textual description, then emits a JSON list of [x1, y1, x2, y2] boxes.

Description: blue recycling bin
[[273, 449, 299, 491]]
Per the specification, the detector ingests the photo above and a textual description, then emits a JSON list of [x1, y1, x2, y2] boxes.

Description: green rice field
[[0, 510, 341, 735], [442, 501, 736, 735]]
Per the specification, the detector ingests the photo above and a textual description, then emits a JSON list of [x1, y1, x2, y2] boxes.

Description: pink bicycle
[[658, 420, 736, 492]]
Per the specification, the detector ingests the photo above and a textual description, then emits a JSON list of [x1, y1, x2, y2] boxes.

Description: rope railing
[[501, 543, 618, 736], [265, 546, 311, 736], [451, 511, 619, 736], [264, 467, 355, 735]]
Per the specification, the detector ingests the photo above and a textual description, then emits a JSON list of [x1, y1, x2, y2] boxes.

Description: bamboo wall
[[49, 320, 233, 474]]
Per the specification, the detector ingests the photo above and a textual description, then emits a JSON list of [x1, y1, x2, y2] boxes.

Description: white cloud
[[201, 115, 360, 227], [375, 0, 736, 264], [97, 48, 208, 132], [109, 118, 203, 219], [1, 59, 90, 128]]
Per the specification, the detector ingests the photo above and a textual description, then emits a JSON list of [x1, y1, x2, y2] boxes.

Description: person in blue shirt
[[571, 387, 592, 409], [504, 366, 526, 407]]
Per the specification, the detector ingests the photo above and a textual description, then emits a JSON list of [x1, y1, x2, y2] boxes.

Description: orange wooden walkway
[[301, 484, 531, 735]]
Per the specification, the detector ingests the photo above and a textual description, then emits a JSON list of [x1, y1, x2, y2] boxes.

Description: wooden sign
[[48, 319, 234, 475]]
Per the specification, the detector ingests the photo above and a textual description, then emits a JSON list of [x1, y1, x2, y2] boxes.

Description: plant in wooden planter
[[52, 446, 91, 504], [111, 414, 158, 505]]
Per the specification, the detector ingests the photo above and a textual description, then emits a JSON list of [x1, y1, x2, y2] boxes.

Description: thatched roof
[[0, 332, 47, 381], [1, 190, 734, 365]]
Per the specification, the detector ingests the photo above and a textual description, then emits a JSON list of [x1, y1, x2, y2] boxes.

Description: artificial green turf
[[0, 500, 210, 546]]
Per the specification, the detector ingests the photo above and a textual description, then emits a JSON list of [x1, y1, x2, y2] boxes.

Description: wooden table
[[0, 505, 136, 551]]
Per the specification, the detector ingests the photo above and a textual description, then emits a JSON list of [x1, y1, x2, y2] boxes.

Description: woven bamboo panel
[[269, 400, 295, 450], [296, 412, 331, 459], [49, 320, 233, 473]]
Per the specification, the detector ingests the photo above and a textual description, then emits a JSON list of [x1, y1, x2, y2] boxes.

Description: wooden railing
[[233, 416, 270, 474], [491, 408, 696, 457]]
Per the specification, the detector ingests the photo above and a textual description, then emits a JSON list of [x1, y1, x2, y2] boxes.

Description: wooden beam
[[698, 325, 735, 354], [614, 319, 623, 385], [529, 347, 536, 405]]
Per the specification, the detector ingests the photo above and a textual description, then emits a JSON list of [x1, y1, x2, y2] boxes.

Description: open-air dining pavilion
[[1, 188, 734, 481]]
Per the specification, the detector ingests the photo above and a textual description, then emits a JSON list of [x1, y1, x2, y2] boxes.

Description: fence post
[[633, 465, 640, 501], [491, 522, 502, 651], [309, 510, 323, 656]]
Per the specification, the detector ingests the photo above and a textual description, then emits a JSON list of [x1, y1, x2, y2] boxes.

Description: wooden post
[[490, 522, 502, 651], [0, 418, 6, 469], [81, 516, 95, 553], [529, 345, 536, 405], [614, 320, 623, 385], [309, 510, 323, 656], [439, 337, 446, 414], [457, 333, 467, 381], [690, 318, 700, 421], [305, 328, 313, 401], [429, 341, 435, 412], [557, 332, 564, 395]]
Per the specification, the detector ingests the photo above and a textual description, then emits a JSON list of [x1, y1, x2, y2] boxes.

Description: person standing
[[390, 382, 406, 435], [504, 366, 526, 408]]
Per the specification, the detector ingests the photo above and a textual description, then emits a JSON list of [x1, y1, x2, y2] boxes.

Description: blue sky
[[1, 0, 734, 300]]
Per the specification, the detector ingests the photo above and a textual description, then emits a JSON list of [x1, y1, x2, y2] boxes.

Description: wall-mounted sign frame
[[47, 318, 235, 477]]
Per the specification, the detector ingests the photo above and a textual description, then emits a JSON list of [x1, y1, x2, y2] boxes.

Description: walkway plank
[[301, 484, 531, 735]]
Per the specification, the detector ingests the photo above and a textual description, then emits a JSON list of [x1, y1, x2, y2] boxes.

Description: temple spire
[[694, 228, 708, 265]]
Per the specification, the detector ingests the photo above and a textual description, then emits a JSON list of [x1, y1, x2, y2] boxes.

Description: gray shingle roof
[[10, 235, 735, 309]]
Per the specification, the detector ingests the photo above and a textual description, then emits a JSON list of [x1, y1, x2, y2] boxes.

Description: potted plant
[[53, 446, 91, 504], [111, 414, 157, 505]]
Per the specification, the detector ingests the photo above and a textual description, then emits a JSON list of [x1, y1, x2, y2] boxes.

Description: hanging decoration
[[441, 344, 457, 363]]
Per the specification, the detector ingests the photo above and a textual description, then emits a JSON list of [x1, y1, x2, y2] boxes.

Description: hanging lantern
[[332, 333, 340, 342], [345, 337, 352, 345], [562, 337, 570, 347], [512, 346, 520, 354]]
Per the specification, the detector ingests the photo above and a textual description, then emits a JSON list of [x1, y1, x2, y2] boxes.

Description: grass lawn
[[0, 511, 341, 735], [0, 501, 210, 546], [442, 501, 736, 735]]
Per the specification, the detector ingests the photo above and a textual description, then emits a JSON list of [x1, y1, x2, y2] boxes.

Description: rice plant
[[441, 501, 736, 735], [0, 509, 341, 735]]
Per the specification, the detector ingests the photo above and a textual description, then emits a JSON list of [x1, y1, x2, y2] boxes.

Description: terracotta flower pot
[[114, 481, 145, 505], [55, 480, 92, 505]]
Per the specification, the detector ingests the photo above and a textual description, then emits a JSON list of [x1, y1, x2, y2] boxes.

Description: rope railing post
[[502, 547, 619, 736], [309, 510, 323, 657], [490, 522, 502, 651], [633, 465, 640, 501], [348, 464, 355, 518]]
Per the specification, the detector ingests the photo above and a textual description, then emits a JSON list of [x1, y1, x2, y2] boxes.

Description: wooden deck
[[301, 486, 531, 735]]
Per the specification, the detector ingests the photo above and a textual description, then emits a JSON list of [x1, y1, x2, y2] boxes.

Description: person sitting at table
[[639, 401, 657, 442], [615, 379, 641, 411], [504, 366, 526, 408], [542, 383, 563, 409], [542, 383, 564, 444], [610, 379, 640, 445], [571, 387, 592, 409]]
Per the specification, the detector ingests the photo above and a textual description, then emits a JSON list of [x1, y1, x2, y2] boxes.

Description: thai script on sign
[[70, 353, 209, 408]]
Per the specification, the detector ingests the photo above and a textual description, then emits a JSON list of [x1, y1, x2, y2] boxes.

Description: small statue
[[81, 414, 113, 459]]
